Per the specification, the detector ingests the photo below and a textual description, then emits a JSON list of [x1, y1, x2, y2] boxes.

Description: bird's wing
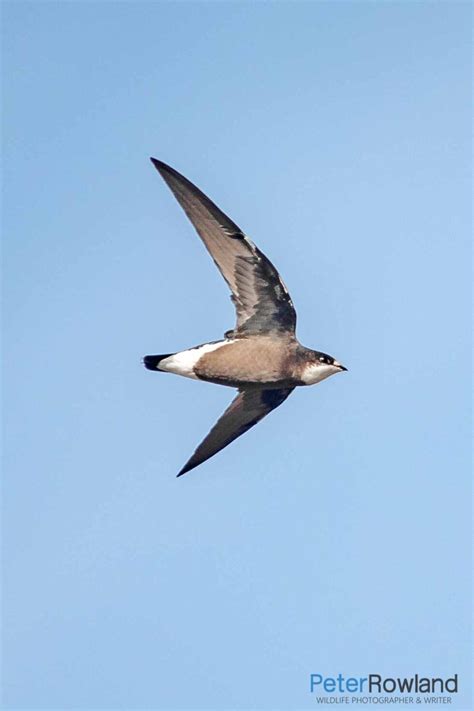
[[151, 158, 296, 336], [178, 387, 295, 476]]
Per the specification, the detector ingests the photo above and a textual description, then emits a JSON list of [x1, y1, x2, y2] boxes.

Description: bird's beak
[[333, 361, 348, 372]]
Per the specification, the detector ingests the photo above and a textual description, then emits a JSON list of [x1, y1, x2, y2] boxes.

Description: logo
[[309, 673, 459, 705]]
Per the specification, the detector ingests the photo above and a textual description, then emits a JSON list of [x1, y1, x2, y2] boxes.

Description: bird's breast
[[195, 336, 297, 386]]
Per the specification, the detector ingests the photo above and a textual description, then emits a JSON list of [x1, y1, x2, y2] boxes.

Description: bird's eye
[[319, 356, 325, 362]]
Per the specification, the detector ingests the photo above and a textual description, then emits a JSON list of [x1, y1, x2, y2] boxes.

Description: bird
[[144, 158, 347, 477]]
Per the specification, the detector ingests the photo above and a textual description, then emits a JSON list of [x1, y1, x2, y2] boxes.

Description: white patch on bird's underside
[[158, 341, 232, 380], [301, 363, 341, 385]]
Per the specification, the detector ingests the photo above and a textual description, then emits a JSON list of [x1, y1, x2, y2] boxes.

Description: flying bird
[[144, 158, 347, 476]]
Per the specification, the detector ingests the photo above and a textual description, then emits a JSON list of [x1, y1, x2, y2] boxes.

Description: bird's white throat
[[301, 363, 340, 385]]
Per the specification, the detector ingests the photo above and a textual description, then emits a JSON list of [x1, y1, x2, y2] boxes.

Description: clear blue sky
[[2, 2, 471, 709]]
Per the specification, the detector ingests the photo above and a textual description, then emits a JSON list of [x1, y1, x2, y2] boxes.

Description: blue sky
[[2, 2, 472, 709]]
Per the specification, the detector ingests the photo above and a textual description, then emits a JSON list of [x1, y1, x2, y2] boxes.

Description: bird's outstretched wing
[[178, 387, 294, 476], [151, 158, 296, 336]]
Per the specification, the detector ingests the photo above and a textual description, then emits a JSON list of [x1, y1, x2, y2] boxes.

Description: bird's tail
[[143, 353, 175, 371]]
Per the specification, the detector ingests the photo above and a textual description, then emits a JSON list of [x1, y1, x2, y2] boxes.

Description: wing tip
[[176, 461, 195, 478], [150, 156, 168, 172], [150, 156, 188, 187]]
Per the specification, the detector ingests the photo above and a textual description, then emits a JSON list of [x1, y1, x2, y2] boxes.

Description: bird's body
[[144, 158, 346, 476], [146, 336, 341, 389]]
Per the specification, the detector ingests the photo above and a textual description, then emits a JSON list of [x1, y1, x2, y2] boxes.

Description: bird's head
[[300, 350, 347, 385]]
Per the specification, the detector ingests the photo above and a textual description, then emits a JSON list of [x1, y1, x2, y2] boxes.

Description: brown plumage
[[195, 335, 300, 387], [143, 159, 347, 476]]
